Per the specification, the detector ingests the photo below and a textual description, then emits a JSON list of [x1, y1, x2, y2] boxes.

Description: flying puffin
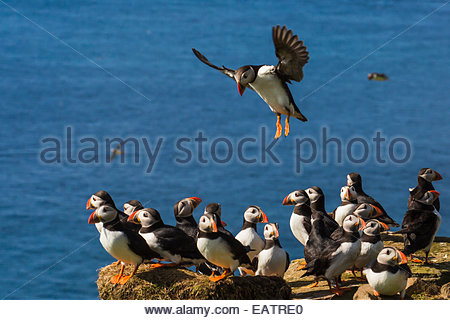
[[123, 200, 143, 216], [408, 168, 442, 211], [192, 25, 309, 139], [330, 185, 358, 226], [173, 197, 203, 240], [347, 172, 399, 227], [302, 214, 365, 295], [353, 219, 389, 279], [128, 208, 206, 268], [197, 213, 254, 282], [255, 223, 290, 277], [364, 247, 411, 299], [283, 189, 312, 246], [367, 73, 389, 81], [397, 190, 441, 264], [306, 186, 339, 237], [235, 205, 269, 275], [88, 204, 159, 284]]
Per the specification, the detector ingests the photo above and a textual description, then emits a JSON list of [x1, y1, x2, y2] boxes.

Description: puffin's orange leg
[[328, 278, 344, 296], [274, 114, 282, 139], [285, 115, 290, 137], [209, 268, 232, 282], [114, 260, 121, 266], [373, 290, 380, 297], [306, 280, 318, 288], [118, 264, 139, 285], [410, 254, 423, 263], [150, 262, 178, 269], [111, 264, 125, 284], [297, 261, 307, 270]]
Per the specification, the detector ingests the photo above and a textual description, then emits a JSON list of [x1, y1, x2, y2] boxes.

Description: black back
[[408, 169, 439, 211], [400, 209, 439, 255]]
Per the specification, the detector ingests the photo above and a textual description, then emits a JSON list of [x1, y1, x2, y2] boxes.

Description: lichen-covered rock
[[406, 277, 440, 297], [353, 284, 409, 300], [97, 264, 291, 300], [440, 282, 450, 299]]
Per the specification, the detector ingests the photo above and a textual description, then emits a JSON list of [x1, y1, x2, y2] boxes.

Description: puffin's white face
[[123, 203, 136, 216], [283, 190, 308, 205], [237, 67, 255, 86], [243, 206, 268, 224], [347, 175, 353, 186], [263, 223, 279, 240], [87, 194, 106, 210], [342, 215, 364, 233], [198, 214, 218, 233], [176, 197, 202, 218], [415, 190, 440, 205], [353, 203, 382, 219], [340, 186, 356, 201], [89, 205, 117, 224], [306, 188, 321, 203], [134, 209, 158, 227], [419, 168, 442, 182], [363, 220, 389, 236], [377, 247, 408, 266]]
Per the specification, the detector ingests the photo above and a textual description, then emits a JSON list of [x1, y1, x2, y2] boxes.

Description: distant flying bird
[[193, 25, 309, 139], [110, 143, 124, 161], [368, 73, 389, 81]]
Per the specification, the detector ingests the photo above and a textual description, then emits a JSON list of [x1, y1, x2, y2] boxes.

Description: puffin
[[408, 168, 442, 211], [306, 186, 339, 237], [88, 204, 159, 284], [353, 219, 389, 279], [351, 203, 384, 221], [364, 247, 411, 299], [347, 172, 399, 227], [302, 214, 365, 295], [86, 190, 140, 233], [255, 223, 290, 277], [192, 25, 309, 139], [367, 73, 389, 81], [330, 185, 358, 226], [235, 205, 269, 276], [173, 197, 203, 240], [282, 189, 312, 246], [128, 208, 205, 268], [203, 203, 233, 237], [197, 213, 254, 282], [397, 190, 441, 264], [123, 200, 143, 216]]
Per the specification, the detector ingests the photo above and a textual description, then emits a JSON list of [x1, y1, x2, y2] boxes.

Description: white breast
[[334, 203, 358, 226], [197, 237, 240, 272], [365, 268, 409, 296], [290, 214, 309, 245], [256, 246, 288, 277], [99, 228, 143, 265], [139, 231, 182, 264], [354, 240, 383, 269], [235, 228, 264, 260], [325, 240, 361, 280]]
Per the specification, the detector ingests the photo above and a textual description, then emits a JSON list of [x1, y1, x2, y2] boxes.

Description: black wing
[[219, 232, 252, 266], [153, 226, 203, 259], [400, 210, 438, 234], [285, 251, 290, 272], [123, 228, 160, 260], [192, 48, 236, 79], [272, 25, 309, 83]]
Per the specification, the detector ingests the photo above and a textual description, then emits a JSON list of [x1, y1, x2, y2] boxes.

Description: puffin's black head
[[86, 190, 115, 210], [198, 213, 218, 233], [263, 223, 280, 240], [243, 205, 269, 224], [418, 168, 442, 182], [340, 185, 357, 201], [283, 190, 309, 206], [174, 197, 202, 218], [88, 204, 118, 224], [127, 208, 162, 227], [347, 172, 361, 187], [306, 186, 323, 203], [353, 203, 383, 220], [342, 214, 366, 233], [414, 190, 440, 205], [123, 200, 143, 215], [234, 65, 256, 96], [205, 203, 221, 217], [363, 219, 389, 236], [377, 247, 408, 266]]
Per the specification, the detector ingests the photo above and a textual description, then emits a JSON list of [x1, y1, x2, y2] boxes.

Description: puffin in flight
[[192, 25, 309, 139]]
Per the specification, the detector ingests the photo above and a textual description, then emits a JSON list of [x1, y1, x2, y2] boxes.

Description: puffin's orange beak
[[88, 210, 99, 224], [396, 249, 408, 265], [127, 211, 140, 223], [210, 217, 218, 232], [273, 226, 280, 238], [260, 210, 269, 223], [434, 171, 442, 181], [358, 218, 366, 231], [378, 221, 390, 231], [221, 220, 227, 227], [86, 197, 94, 210], [429, 190, 440, 197], [237, 81, 246, 96], [189, 197, 202, 209], [372, 205, 383, 218], [283, 194, 294, 205], [345, 188, 350, 200]]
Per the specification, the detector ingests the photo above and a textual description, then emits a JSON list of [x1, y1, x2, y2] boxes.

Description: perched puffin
[[408, 168, 442, 211], [283, 189, 312, 246], [123, 200, 143, 216], [128, 208, 205, 268], [306, 186, 339, 237], [192, 25, 309, 139], [330, 185, 358, 226], [88, 204, 159, 284], [353, 220, 389, 279], [173, 197, 203, 240], [203, 203, 233, 237], [197, 213, 253, 282], [351, 203, 384, 221], [235, 205, 269, 275], [364, 247, 411, 299], [86, 191, 141, 233], [302, 215, 364, 295], [255, 223, 290, 277], [347, 172, 399, 227], [367, 73, 389, 81], [397, 190, 441, 264]]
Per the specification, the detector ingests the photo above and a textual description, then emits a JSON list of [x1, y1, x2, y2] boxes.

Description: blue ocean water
[[0, 0, 448, 299]]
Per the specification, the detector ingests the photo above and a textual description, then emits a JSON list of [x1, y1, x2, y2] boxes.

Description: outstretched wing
[[272, 25, 309, 83], [192, 48, 236, 79]]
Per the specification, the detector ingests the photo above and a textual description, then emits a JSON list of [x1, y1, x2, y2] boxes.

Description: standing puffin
[[364, 247, 411, 299], [408, 168, 442, 211], [192, 25, 309, 139], [283, 189, 312, 246], [203, 203, 233, 237], [255, 223, 290, 277], [123, 200, 143, 216], [353, 220, 389, 279], [330, 185, 358, 226], [173, 197, 203, 240], [397, 190, 441, 264], [347, 172, 399, 227], [306, 186, 339, 237], [88, 205, 159, 284], [128, 208, 206, 268], [197, 213, 254, 282], [235, 206, 269, 276]]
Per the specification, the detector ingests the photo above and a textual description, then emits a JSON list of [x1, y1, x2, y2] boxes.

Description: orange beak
[[378, 221, 390, 231], [429, 190, 440, 197], [346, 188, 350, 200], [237, 81, 246, 96], [86, 197, 94, 210], [189, 197, 202, 209], [221, 220, 227, 227], [434, 171, 442, 181], [396, 249, 408, 264], [273, 225, 280, 238], [259, 210, 269, 223], [210, 216, 218, 232], [358, 217, 366, 231], [127, 211, 140, 223], [371, 205, 383, 218], [88, 209, 99, 224], [283, 194, 294, 205]]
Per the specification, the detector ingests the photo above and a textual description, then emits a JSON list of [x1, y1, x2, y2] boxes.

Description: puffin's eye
[[386, 249, 391, 255], [143, 212, 148, 217]]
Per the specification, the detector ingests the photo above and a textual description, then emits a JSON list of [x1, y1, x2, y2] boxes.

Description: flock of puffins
[[86, 168, 442, 298]]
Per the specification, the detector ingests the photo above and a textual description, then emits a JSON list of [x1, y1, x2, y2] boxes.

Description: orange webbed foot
[[110, 274, 122, 284], [209, 270, 232, 282], [275, 115, 282, 139], [330, 288, 344, 296], [306, 281, 318, 288], [118, 275, 132, 285], [373, 290, 380, 297], [150, 262, 178, 269], [284, 116, 290, 137]]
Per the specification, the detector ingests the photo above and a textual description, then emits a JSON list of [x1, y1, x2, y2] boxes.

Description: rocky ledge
[[97, 234, 449, 300]]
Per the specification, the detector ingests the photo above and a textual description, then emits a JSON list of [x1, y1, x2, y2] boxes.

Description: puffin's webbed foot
[[275, 115, 282, 139]]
